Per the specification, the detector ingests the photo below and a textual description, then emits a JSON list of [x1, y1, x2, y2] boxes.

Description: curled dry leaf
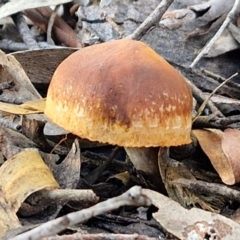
[[0, 149, 59, 212], [193, 128, 240, 185], [142, 188, 240, 240], [0, 50, 41, 104], [0, 189, 21, 239]]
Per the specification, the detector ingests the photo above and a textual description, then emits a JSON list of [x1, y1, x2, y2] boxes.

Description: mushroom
[[44, 39, 192, 192]]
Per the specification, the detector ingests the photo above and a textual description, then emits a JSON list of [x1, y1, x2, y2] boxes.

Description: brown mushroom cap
[[45, 39, 192, 147]]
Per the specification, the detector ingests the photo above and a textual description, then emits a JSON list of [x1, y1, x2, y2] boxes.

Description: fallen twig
[[47, 5, 61, 45], [42, 233, 159, 240], [11, 186, 151, 240], [0, 39, 61, 51], [201, 69, 240, 89], [185, 78, 224, 118], [84, 146, 119, 184], [12, 12, 40, 50], [27, 188, 99, 206], [193, 72, 238, 121], [172, 178, 240, 203], [127, 0, 174, 40]]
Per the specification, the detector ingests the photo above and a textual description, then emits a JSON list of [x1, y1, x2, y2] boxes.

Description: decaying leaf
[[0, 189, 21, 239], [0, 98, 45, 115], [0, 50, 41, 104], [193, 128, 240, 185], [143, 188, 240, 240], [229, 22, 240, 44], [0, 125, 38, 159], [205, 27, 239, 57], [0, 149, 59, 212], [50, 139, 81, 189], [12, 48, 77, 88], [160, 0, 240, 56], [158, 148, 222, 212]]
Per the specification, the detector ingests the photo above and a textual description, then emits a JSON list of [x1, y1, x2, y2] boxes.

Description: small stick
[[185, 78, 224, 118], [190, 0, 240, 68], [84, 146, 119, 184], [126, 0, 174, 40], [47, 5, 61, 45], [11, 186, 151, 240], [42, 233, 159, 240], [12, 12, 40, 50], [0, 39, 59, 51], [172, 178, 240, 203], [193, 72, 238, 121], [30, 188, 99, 206], [201, 69, 240, 87], [50, 133, 69, 154]]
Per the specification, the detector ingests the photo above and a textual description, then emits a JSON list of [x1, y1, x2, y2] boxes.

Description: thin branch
[[47, 5, 61, 45], [42, 233, 159, 240], [0, 39, 61, 51], [11, 186, 151, 240], [172, 178, 240, 203], [193, 73, 238, 121], [12, 12, 40, 50], [185, 78, 224, 118], [126, 0, 174, 40], [84, 146, 119, 184]]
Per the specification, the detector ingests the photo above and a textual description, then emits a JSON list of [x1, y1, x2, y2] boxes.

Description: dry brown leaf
[[0, 98, 45, 115], [222, 128, 240, 184], [143, 188, 240, 240], [193, 129, 234, 185], [0, 149, 59, 212]]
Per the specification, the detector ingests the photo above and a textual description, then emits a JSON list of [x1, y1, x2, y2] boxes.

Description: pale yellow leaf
[[0, 98, 45, 115], [0, 189, 20, 239], [0, 149, 59, 212]]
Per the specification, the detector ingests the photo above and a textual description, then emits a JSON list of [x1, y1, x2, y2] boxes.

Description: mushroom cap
[[45, 39, 192, 147]]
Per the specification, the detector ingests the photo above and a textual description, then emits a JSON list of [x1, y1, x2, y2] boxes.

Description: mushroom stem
[[124, 147, 167, 194]]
